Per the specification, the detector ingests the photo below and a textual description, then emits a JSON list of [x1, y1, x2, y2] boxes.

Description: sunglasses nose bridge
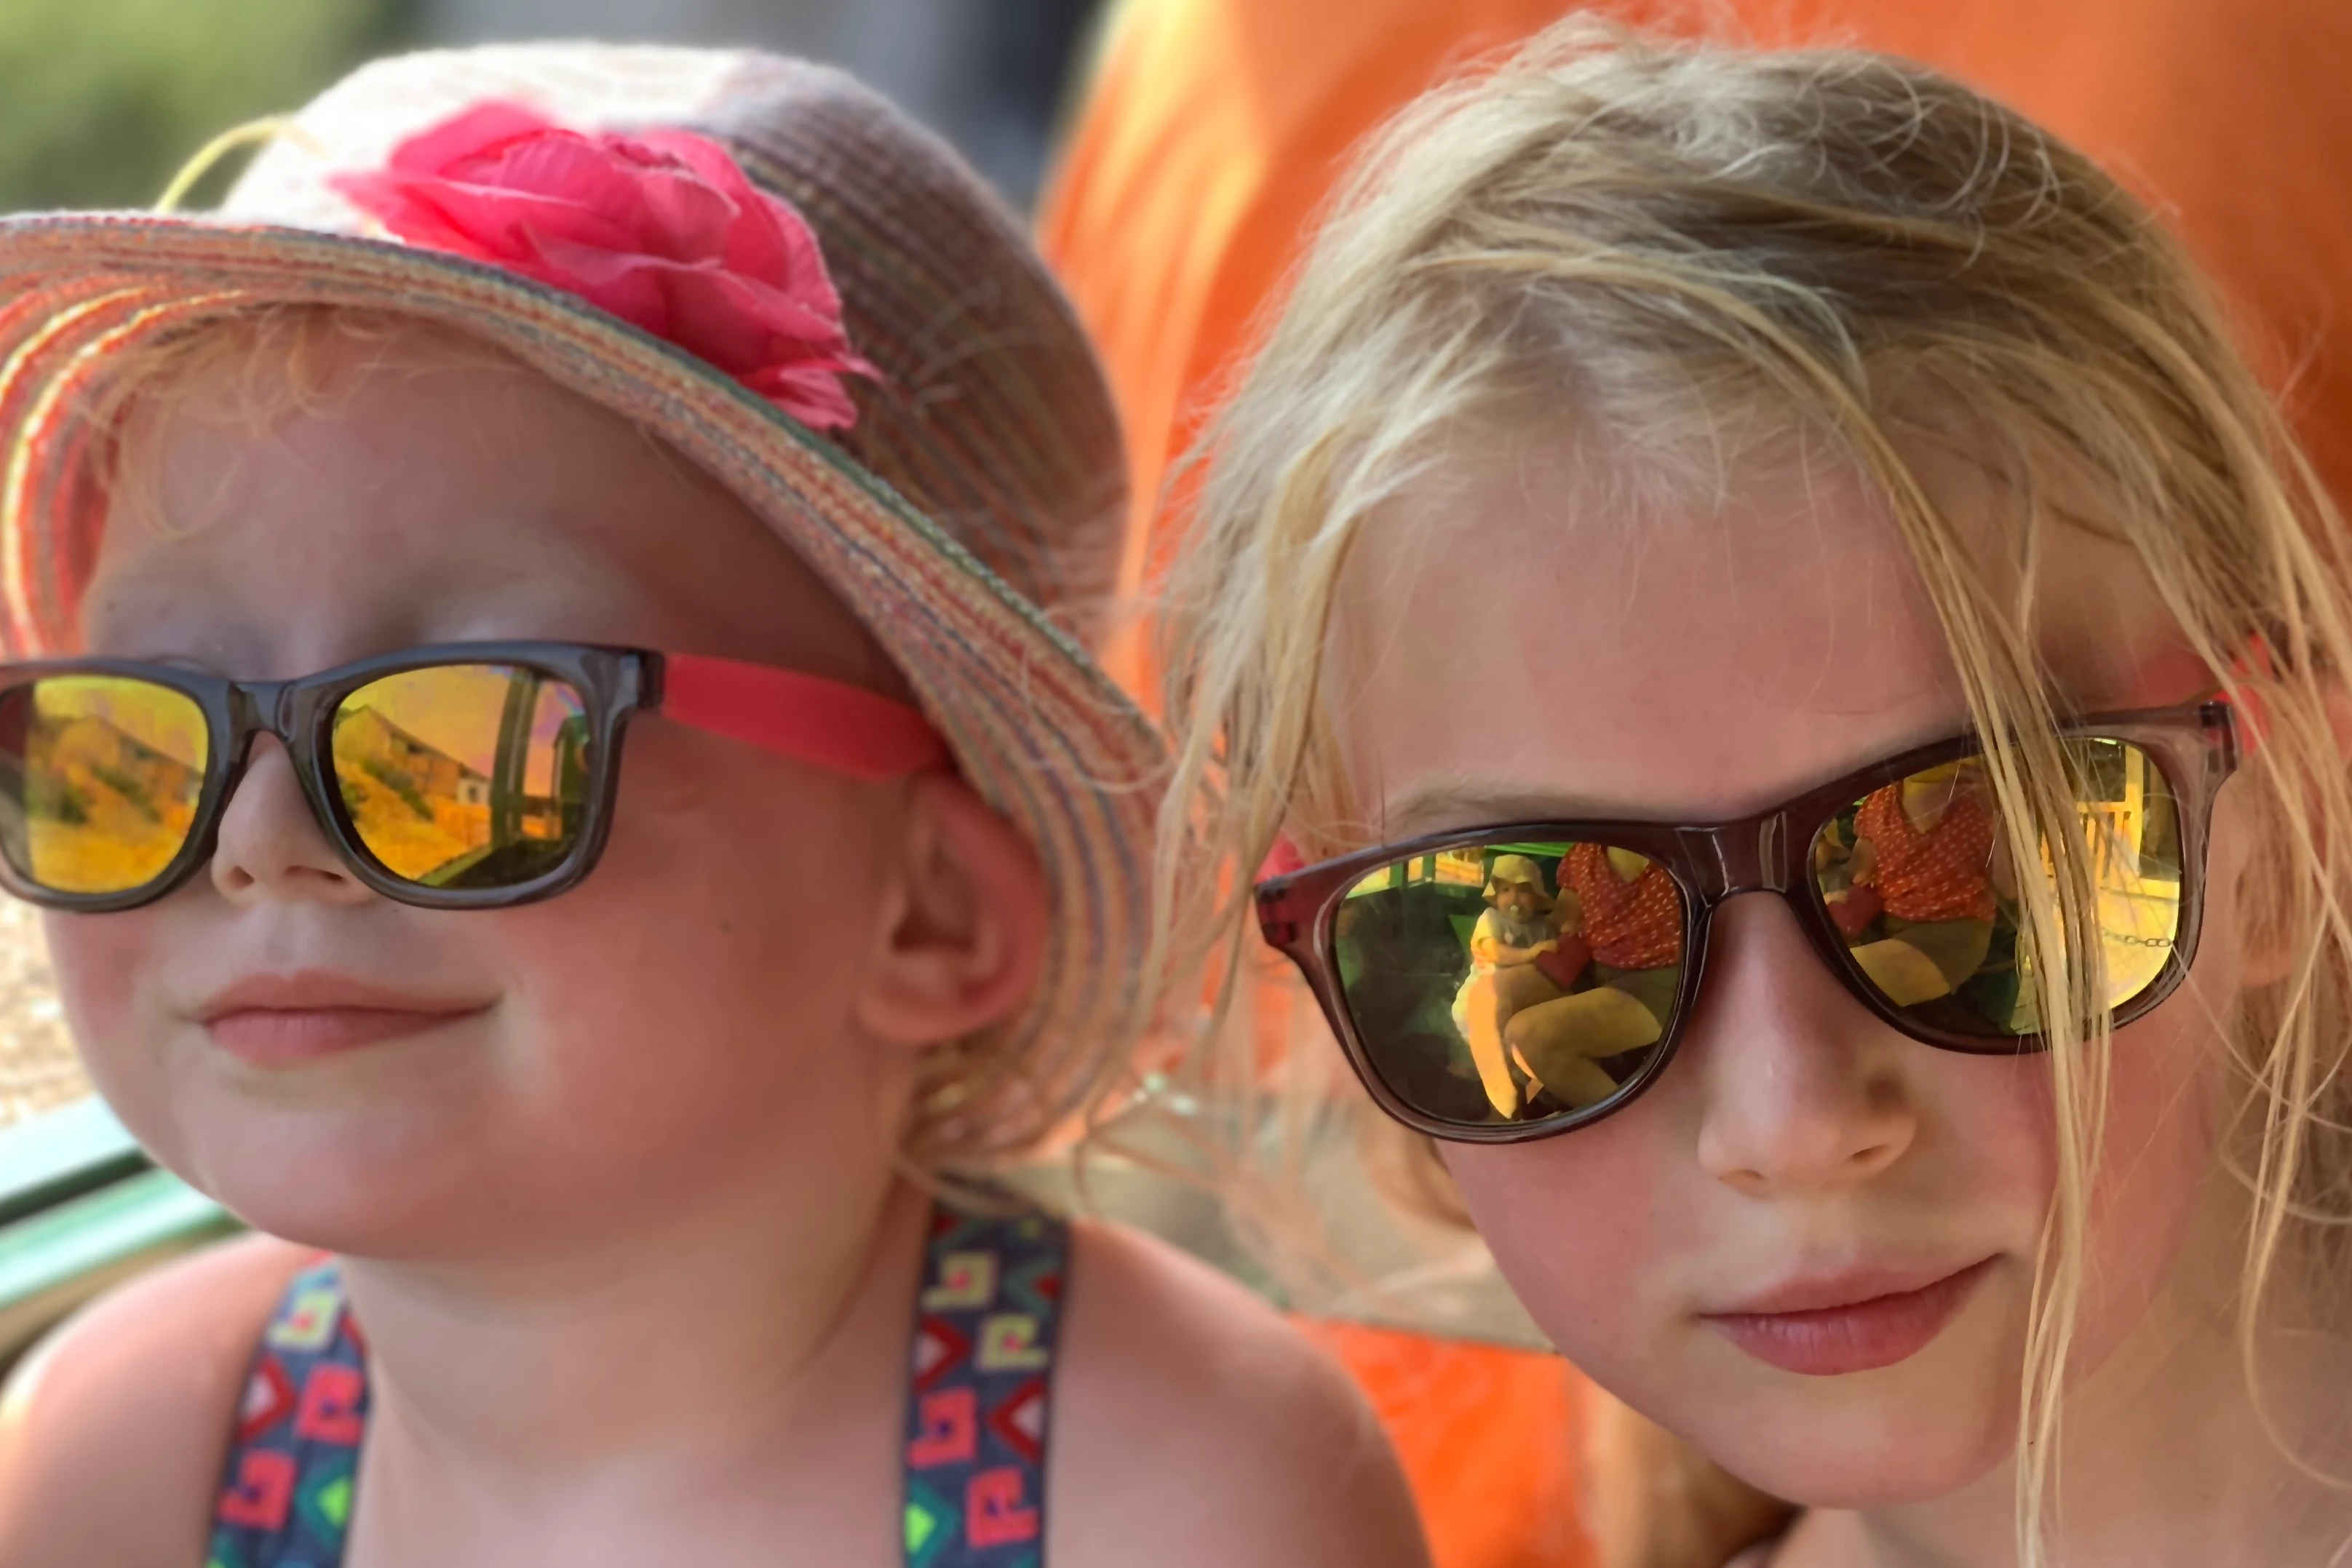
[[224, 678, 302, 745], [1684, 812, 1793, 905], [206, 682, 311, 793]]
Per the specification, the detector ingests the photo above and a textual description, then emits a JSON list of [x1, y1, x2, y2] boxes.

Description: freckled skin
[[52, 340, 928, 1261], [0, 331, 1430, 1568], [1327, 437, 2252, 1512]]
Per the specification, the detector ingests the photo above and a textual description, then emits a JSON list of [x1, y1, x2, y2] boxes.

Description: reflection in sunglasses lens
[[1332, 843, 1685, 1127], [1810, 741, 2183, 1035], [0, 675, 210, 896], [332, 666, 591, 889]]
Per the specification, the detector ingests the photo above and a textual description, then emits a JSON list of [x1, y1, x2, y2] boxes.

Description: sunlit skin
[[0, 332, 1425, 1568], [1324, 432, 2352, 1567], [62, 342, 935, 1266]]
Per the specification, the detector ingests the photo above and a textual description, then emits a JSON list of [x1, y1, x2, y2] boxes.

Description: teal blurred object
[[0, 0, 407, 212]]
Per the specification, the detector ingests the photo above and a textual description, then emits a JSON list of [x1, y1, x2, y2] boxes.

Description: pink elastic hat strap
[[659, 653, 950, 782]]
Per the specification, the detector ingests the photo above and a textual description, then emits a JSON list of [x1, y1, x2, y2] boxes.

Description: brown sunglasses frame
[[0, 642, 651, 913], [1253, 701, 2239, 1145]]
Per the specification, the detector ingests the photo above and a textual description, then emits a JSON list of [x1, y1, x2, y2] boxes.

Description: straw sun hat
[[0, 45, 1163, 1155]]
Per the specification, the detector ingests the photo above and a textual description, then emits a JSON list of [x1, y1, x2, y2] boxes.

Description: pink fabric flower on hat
[[330, 100, 877, 431]]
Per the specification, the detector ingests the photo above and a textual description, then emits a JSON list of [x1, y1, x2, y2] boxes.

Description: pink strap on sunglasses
[[659, 653, 950, 781]]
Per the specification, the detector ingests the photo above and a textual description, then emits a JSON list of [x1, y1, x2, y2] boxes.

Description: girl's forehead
[[76, 329, 895, 691], [1327, 439, 2191, 834]]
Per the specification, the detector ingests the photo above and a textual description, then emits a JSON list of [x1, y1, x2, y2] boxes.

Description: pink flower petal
[[742, 360, 865, 432], [423, 180, 644, 260], [665, 268, 806, 371], [477, 138, 657, 234], [680, 268, 867, 369], [524, 239, 679, 337], [621, 164, 737, 263], [386, 100, 559, 178], [330, 168, 486, 255], [341, 100, 878, 433], [637, 131, 832, 295]]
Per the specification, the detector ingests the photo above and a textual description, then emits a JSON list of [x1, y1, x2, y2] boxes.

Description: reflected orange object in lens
[[0, 675, 210, 895], [330, 665, 590, 888], [1328, 739, 2188, 1131], [1812, 740, 2183, 1032], [0, 641, 946, 912]]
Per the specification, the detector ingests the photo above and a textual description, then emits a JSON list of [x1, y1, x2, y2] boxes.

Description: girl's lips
[[1700, 1258, 1995, 1377], [204, 1006, 487, 1066], [193, 974, 492, 1068]]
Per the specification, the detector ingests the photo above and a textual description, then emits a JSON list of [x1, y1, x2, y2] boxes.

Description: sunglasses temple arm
[[653, 653, 951, 782]]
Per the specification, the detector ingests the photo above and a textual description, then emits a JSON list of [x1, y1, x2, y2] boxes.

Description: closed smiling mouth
[[1698, 1257, 1995, 1377], [191, 973, 493, 1067]]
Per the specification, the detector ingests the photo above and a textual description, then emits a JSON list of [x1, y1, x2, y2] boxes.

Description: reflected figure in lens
[[1499, 844, 1683, 1113], [1449, 854, 1559, 1117], [1830, 763, 2002, 1006], [331, 667, 592, 889]]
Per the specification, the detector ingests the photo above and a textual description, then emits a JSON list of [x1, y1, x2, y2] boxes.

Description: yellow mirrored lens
[[0, 676, 209, 894], [1811, 741, 2183, 1035], [332, 666, 590, 889], [1332, 840, 1683, 1127]]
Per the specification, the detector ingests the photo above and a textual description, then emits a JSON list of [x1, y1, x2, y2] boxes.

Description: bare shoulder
[[0, 1233, 309, 1568], [1048, 1219, 1429, 1568]]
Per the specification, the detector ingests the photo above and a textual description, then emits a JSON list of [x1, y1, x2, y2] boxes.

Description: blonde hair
[[90, 309, 543, 546], [1153, 20, 2352, 1567]]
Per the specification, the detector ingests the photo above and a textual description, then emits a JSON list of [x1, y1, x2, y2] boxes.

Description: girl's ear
[[852, 773, 1049, 1049]]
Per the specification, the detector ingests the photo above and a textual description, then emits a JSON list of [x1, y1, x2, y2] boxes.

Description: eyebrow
[[1378, 718, 1980, 840], [1379, 782, 1635, 840]]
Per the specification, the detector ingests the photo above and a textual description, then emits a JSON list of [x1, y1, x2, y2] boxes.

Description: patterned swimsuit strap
[[207, 1259, 368, 1568], [903, 1195, 1072, 1568], [206, 1197, 1073, 1568]]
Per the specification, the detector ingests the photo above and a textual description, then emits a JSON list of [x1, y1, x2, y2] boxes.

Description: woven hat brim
[[0, 213, 1166, 1145]]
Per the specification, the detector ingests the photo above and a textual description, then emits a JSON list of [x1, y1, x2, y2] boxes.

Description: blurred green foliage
[[0, 0, 407, 212]]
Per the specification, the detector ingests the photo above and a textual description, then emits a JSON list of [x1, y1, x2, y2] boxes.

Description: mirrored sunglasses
[[0, 642, 946, 911], [1255, 704, 2237, 1143]]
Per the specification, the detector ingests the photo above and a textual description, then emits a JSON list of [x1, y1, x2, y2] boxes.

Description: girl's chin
[[210, 1182, 490, 1259], [1662, 1384, 2018, 1509], [151, 1121, 517, 1258]]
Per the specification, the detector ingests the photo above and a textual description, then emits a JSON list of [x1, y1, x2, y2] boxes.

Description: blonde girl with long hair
[[1156, 19, 2352, 1568]]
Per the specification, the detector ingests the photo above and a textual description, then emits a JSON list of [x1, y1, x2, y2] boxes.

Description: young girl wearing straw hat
[[0, 46, 1425, 1568]]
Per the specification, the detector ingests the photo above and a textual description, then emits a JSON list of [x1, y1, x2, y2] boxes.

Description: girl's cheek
[[2062, 785, 2245, 1358], [1442, 1108, 1680, 1376], [473, 745, 912, 1160], [42, 911, 181, 1145], [46, 912, 156, 1057], [2073, 980, 2230, 1361]]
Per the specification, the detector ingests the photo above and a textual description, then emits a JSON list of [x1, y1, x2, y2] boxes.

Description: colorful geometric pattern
[[903, 1199, 1069, 1568], [205, 1259, 369, 1568], [207, 1197, 1069, 1567]]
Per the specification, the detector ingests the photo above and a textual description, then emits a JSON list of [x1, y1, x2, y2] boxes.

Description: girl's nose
[[209, 737, 372, 907], [1685, 896, 1918, 1198]]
